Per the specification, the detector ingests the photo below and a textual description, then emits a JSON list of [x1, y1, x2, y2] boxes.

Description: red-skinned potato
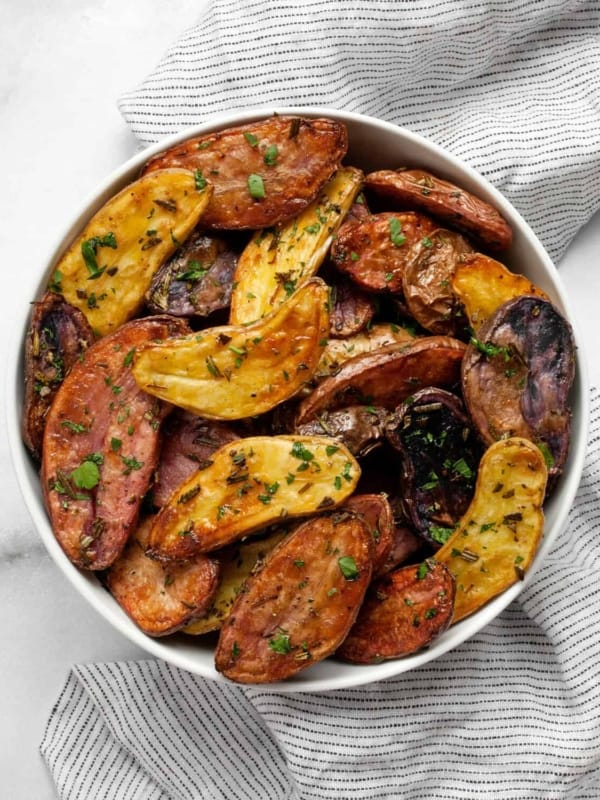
[[41, 316, 190, 570], [215, 512, 373, 683]]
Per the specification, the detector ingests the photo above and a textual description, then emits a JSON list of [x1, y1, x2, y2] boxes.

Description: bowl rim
[[6, 105, 590, 691]]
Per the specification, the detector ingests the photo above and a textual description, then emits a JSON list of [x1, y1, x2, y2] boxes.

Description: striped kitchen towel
[[42, 2, 600, 798], [40, 389, 600, 799], [118, 0, 600, 264]]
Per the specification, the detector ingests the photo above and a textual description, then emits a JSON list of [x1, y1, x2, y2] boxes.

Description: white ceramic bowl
[[7, 107, 589, 691]]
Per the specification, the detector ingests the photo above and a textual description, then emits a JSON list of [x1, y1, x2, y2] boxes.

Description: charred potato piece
[[229, 167, 363, 324], [142, 116, 348, 230], [215, 512, 373, 683], [296, 336, 466, 424], [54, 169, 212, 336], [132, 278, 330, 420], [462, 295, 575, 481], [402, 228, 474, 336], [41, 316, 190, 570], [436, 437, 547, 622], [145, 229, 241, 318], [386, 387, 482, 549], [364, 169, 513, 251], [296, 405, 387, 457], [152, 411, 241, 508], [315, 322, 417, 381], [22, 292, 95, 459], [452, 252, 549, 333], [105, 516, 220, 636], [337, 559, 455, 663], [147, 435, 361, 561], [329, 277, 376, 338], [331, 211, 437, 293], [343, 493, 395, 576], [183, 527, 288, 635]]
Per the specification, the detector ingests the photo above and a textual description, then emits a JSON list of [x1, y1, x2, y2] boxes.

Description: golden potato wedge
[[315, 322, 417, 381], [452, 253, 548, 333], [229, 167, 363, 324], [296, 335, 466, 424], [215, 512, 373, 683], [132, 278, 330, 420], [54, 169, 212, 336], [337, 559, 455, 663], [436, 437, 547, 622], [183, 527, 288, 635], [147, 435, 361, 561], [105, 517, 220, 636], [142, 116, 348, 230]]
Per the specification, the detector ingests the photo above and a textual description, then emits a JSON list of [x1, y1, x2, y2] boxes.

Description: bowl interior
[[6, 107, 589, 691]]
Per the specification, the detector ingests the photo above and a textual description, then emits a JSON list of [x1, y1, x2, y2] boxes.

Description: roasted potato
[[147, 435, 361, 561], [22, 292, 95, 459], [105, 516, 220, 636], [215, 512, 373, 683], [364, 168, 513, 251], [41, 316, 190, 570], [142, 116, 348, 230], [402, 228, 474, 336], [296, 405, 387, 458], [328, 276, 377, 338], [436, 437, 547, 622], [342, 493, 395, 576], [53, 169, 212, 336], [331, 211, 437, 294], [452, 252, 548, 333], [337, 559, 455, 663], [462, 295, 575, 481], [132, 278, 330, 420], [229, 167, 363, 324], [296, 336, 466, 424]]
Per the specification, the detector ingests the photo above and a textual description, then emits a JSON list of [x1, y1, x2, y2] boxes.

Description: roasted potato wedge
[[462, 295, 575, 481], [53, 169, 212, 336], [296, 405, 387, 458], [22, 292, 95, 459], [41, 316, 190, 570], [364, 168, 513, 251], [402, 228, 474, 336], [105, 516, 220, 636], [386, 387, 482, 549], [452, 253, 548, 333], [315, 322, 417, 380], [331, 211, 437, 294], [183, 527, 288, 635], [296, 336, 466, 424], [142, 116, 348, 230], [337, 559, 455, 663], [132, 278, 330, 420], [145, 229, 241, 318], [436, 437, 547, 622], [147, 435, 361, 561], [229, 167, 363, 324], [215, 512, 373, 683], [329, 276, 376, 338]]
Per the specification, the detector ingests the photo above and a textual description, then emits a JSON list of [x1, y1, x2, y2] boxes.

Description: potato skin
[[343, 493, 395, 577], [42, 316, 190, 570], [462, 295, 575, 481], [331, 211, 437, 293], [296, 336, 466, 424], [22, 292, 95, 459], [337, 559, 455, 663], [365, 168, 513, 251], [106, 516, 220, 636], [215, 513, 373, 683], [142, 116, 348, 230]]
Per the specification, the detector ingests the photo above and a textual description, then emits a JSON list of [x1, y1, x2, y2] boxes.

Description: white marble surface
[[1, 1, 599, 796]]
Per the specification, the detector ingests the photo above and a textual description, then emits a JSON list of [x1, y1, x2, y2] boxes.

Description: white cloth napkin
[[42, 2, 600, 798]]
